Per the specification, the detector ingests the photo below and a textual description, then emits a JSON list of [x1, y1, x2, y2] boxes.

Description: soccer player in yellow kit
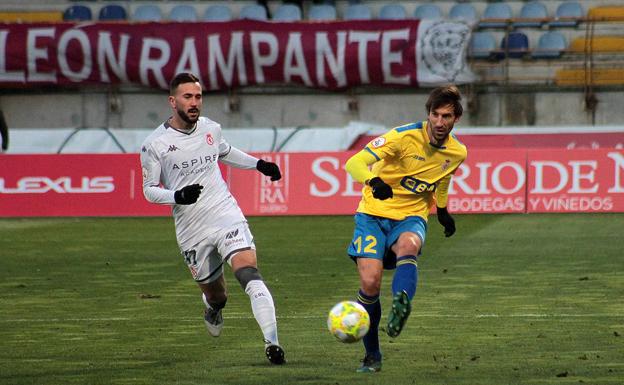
[[344, 85, 467, 373]]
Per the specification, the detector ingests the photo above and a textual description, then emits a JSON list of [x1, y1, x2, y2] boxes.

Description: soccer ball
[[327, 300, 370, 343]]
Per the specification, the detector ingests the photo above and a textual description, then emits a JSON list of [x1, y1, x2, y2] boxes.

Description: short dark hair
[[169, 72, 200, 95], [425, 85, 463, 117]]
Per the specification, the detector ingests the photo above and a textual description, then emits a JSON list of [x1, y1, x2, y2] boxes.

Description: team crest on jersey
[[371, 137, 386, 148], [206, 134, 214, 145], [442, 159, 451, 171]]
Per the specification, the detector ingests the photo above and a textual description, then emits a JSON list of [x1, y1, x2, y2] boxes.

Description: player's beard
[[176, 107, 199, 125]]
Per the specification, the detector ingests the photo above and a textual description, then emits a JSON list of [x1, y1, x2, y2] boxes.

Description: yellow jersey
[[348, 121, 467, 221]]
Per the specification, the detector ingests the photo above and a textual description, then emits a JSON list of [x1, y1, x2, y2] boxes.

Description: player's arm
[[345, 149, 392, 200], [140, 144, 203, 205], [218, 140, 281, 181], [435, 175, 455, 237]]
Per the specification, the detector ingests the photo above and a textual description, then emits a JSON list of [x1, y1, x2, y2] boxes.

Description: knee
[[234, 266, 263, 290], [395, 234, 421, 256], [360, 275, 381, 296]]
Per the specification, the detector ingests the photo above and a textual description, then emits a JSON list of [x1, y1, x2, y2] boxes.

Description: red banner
[[527, 149, 624, 212], [0, 20, 424, 90], [1, 149, 623, 217]]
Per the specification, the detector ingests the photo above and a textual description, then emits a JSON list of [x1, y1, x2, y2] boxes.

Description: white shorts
[[181, 222, 255, 284]]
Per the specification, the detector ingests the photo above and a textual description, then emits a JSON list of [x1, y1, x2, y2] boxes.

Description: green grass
[[0, 214, 623, 385]]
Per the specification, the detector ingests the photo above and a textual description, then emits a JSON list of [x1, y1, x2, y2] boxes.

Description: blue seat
[[379, 4, 407, 20], [98, 5, 127, 21], [414, 4, 442, 20], [549, 1, 583, 28], [513, 1, 548, 28], [531, 31, 567, 58], [501, 31, 529, 58], [132, 5, 162, 22], [63, 5, 92, 21], [308, 4, 337, 21], [469, 31, 498, 59], [239, 4, 268, 21], [273, 4, 302, 21], [344, 4, 372, 20], [479, 3, 512, 29], [168, 5, 198, 22], [449, 3, 478, 24], [203, 5, 231, 21]]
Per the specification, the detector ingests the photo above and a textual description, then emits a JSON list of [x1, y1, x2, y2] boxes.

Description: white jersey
[[140, 116, 257, 250]]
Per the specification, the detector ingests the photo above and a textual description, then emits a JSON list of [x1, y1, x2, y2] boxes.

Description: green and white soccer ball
[[327, 300, 370, 343]]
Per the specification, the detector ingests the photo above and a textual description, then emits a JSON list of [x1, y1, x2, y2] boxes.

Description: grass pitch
[[0, 214, 623, 385]]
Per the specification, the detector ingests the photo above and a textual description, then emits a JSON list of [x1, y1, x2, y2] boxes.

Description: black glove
[[174, 184, 203, 205], [436, 206, 456, 237], [368, 177, 393, 200], [256, 159, 282, 181]]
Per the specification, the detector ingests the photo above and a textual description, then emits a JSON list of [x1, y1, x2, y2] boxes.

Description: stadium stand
[[531, 31, 568, 59], [549, 1, 584, 28], [98, 4, 127, 21], [308, 4, 337, 21], [469, 31, 498, 60], [588, 6, 624, 21], [0, 11, 62, 23], [132, 5, 162, 22], [63, 5, 92, 21], [569, 36, 624, 53], [449, 3, 478, 24], [378, 4, 407, 20], [203, 5, 232, 22], [478, 3, 512, 29], [239, 4, 268, 21], [343, 3, 372, 20], [513, 1, 548, 28], [273, 3, 302, 21], [168, 5, 198, 22], [413, 4, 442, 20], [500, 31, 530, 58], [555, 68, 624, 86]]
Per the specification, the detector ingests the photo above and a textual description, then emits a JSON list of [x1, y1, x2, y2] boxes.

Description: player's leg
[[230, 249, 284, 364], [347, 213, 387, 373], [181, 241, 227, 337], [386, 216, 427, 337], [198, 275, 227, 337], [356, 257, 384, 373]]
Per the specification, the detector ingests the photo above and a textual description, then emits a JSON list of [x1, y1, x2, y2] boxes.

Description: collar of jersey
[[164, 117, 198, 135]]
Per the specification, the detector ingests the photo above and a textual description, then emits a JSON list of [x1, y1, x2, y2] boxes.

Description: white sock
[[245, 280, 279, 346]]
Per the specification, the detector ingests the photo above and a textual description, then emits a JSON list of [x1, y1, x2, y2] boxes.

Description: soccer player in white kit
[[140, 73, 285, 365]]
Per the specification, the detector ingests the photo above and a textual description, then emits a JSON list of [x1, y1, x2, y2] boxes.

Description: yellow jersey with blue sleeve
[[345, 121, 467, 221]]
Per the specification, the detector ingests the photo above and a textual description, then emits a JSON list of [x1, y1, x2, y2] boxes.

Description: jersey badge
[[206, 134, 214, 145], [371, 137, 386, 148], [167, 145, 179, 153], [442, 159, 451, 171]]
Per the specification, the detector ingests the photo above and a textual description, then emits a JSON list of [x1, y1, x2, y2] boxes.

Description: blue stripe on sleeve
[[364, 147, 381, 161]]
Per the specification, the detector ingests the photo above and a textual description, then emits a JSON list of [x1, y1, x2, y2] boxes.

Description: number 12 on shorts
[[353, 235, 378, 255]]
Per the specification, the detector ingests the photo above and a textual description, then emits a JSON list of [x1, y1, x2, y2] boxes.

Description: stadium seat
[[478, 3, 512, 29], [98, 5, 127, 21], [344, 4, 372, 20], [500, 31, 529, 58], [239, 4, 268, 21], [132, 5, 162, 22], [513, 1, 548, 28], [273, 4, 302, 21], [555, 68, 624, 86], [531, 31, 567, 59], [63, 5, 92, 21], [449, 3, 478, 25], [549, 1, 583, 28], [308, 4, 337, 21], [468, 31, 498, 60], [588, 6, 624, 21], [569, 36, 624, 53], [167, 5, 198, 22], [379, 4, 407, 20], [414, 4, 442, 20], [0, 11, 63, 23], [203, 5, 231, 22]]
